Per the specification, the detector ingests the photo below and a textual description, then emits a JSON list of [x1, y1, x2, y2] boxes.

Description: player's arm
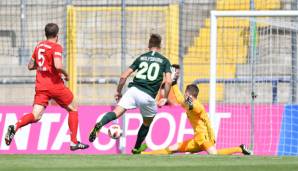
[[54, 57, 69, 81], [170, 67, 186, 107], [172, 84, 186, 106], [115, 68, 134, 101], [115, 56, 138, 101], [163, 72, 172, 99], [158, 59, 173, 107], [28, 58, 37, 70], [28, 48, 37, 70], [53, 47, 69, 81], [158, 72, 172, 107]]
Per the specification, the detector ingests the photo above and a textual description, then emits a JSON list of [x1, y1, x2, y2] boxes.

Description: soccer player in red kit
[[4, 23, 89, 151]]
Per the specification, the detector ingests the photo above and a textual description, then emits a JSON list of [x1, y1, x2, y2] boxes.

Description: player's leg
[[66, 100, 89, 150], [132, 91, 157, 154], [17, 104, 45, 131], [141, 143, 179, 155], [193, 133, 250, 155], [5, 104, 45, 146], [5, 91, 48, 146], [89, 105, 126, 142], [193, 134, 233, 155], [95, 105, 126, 130], [207, 144, 252, 155], [215, 146, 242, 155], [205, 145, 218, 155], [217, 144, 252, 155], [189, 134, 216, 154], [53, 87, 89, 150], [131, 116, 153, 154], [89, 88, 137, 142], [143, 138, 200, 155]]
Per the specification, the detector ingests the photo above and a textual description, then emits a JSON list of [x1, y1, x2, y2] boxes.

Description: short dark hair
[[148, 34, 161, 48], [45, 23, 59, 39], [185, 84, 199, 98], [171, 64, 180, 69]]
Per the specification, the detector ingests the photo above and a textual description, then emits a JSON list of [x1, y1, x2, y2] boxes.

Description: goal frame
[[209, 10, 298, 151], [210, 10, 298, 119]]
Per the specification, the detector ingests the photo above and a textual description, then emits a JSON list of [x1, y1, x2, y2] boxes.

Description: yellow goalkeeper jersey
[[172, 85, 215, 141]]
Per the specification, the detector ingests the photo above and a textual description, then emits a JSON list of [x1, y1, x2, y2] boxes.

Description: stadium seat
[[183, 0, 281, 103], [216, 0, 281, 10]]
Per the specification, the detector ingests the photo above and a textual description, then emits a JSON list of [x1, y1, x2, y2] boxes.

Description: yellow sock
[[141, 148, 172, 155], [217, 147, 242, 155]]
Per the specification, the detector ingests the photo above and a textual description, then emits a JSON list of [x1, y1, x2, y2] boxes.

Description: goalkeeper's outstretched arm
[[163, 72, 172, 99], [158, 72, 172, 107], [172, 85, 185, 106]]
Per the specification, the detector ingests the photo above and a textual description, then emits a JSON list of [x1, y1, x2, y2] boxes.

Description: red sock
[[15, 113, 36, 132], [68, 111, 78, 144]]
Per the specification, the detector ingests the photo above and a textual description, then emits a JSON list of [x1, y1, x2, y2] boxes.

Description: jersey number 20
[[136, 62, 160, 81]]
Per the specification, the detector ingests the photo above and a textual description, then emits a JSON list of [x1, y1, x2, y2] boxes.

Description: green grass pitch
[[0, 155, 297, 171]]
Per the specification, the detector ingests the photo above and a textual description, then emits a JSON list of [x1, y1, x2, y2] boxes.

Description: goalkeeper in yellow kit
[[142, 71, 252, 155]]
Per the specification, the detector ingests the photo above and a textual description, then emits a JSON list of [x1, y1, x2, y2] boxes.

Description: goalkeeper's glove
[[170, 67, 178, 85], [185, 96, 193, 110]]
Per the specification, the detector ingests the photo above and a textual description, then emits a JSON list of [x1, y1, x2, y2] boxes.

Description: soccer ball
[[108, 124, 123, 139]]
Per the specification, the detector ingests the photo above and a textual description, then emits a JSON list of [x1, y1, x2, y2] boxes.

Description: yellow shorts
[[178, 134, 215, 153]]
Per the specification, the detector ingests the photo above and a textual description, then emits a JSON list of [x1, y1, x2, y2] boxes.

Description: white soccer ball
[[108, 124, 123, 139]]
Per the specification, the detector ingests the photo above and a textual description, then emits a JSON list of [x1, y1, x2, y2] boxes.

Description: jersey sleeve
[[164, 59, 172, 73], [192, 101, 204, 116], [129, 57, 140, 71], [53, 45, 63, 59], [172, 84, 186, 108]]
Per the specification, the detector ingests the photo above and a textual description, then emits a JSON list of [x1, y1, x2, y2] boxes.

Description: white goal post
[[209, 10, 298, 153]]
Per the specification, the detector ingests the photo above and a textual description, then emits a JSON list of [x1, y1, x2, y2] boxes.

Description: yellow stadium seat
[[216, 0, 280, 10], [183, 0, 280, 102]]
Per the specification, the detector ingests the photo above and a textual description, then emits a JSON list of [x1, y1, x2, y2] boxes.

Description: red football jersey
[[31, 40, 65, 90]]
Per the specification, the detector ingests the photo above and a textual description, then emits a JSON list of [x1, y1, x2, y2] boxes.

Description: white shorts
[[118, 87, 157, 118]]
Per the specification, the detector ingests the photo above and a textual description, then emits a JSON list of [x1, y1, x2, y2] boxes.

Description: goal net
[[67, 4, 179, 105], [208, 10, 298, 155]]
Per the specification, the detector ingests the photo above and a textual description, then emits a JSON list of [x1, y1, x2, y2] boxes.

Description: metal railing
[[193, 77, 293, 104]]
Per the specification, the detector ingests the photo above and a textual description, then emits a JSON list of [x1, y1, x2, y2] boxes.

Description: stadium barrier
[[0, 105, 295, 155], [193, 77, 294, 103]]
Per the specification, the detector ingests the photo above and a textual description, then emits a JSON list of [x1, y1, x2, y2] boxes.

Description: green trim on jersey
[[128, 51, 172, 98]]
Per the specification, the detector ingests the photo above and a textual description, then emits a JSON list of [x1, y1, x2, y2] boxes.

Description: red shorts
[[34, 87, 74, 108]]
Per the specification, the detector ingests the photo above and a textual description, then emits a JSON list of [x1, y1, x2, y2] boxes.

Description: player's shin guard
[[98, 112, 117, 126], [217, 147, 242, 155], [134, 124, 150, 149], [15, 113, 36, 132], [68, 111, 78, 144]]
